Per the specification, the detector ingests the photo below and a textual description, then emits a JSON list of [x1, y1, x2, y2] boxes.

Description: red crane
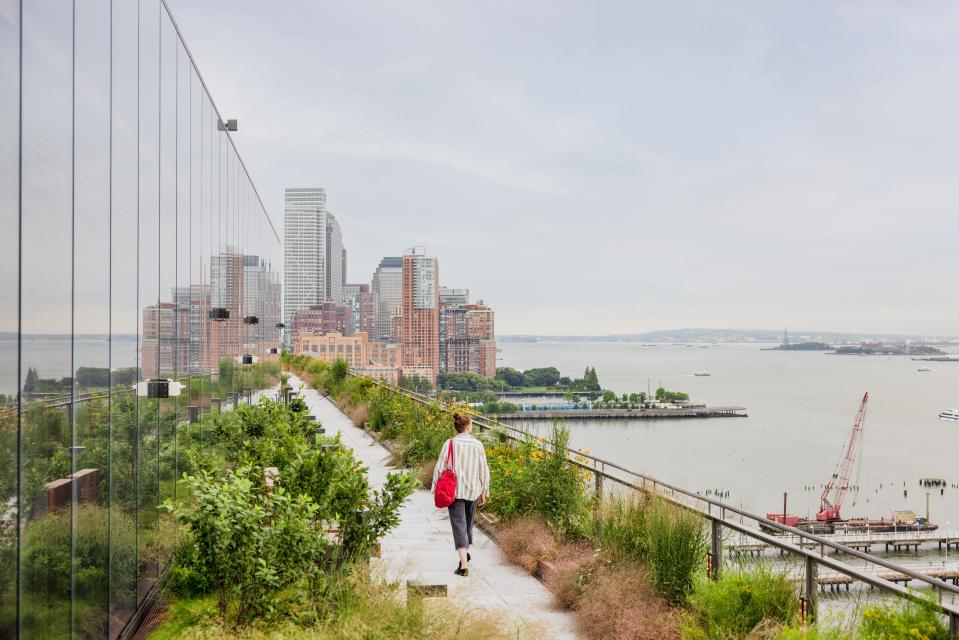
[[817, 392, 869, 522]]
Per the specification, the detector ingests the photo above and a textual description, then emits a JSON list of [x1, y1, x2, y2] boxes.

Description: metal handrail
[[341, 372, 959, 630]]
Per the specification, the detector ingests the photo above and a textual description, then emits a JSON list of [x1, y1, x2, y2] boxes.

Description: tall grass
[[644, 498, 708, 604], [597, 493, 649, 560]]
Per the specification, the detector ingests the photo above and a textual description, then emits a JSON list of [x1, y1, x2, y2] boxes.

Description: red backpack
[[434, 439, 457, 508]]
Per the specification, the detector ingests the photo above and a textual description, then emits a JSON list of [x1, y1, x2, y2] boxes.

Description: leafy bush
[[284, 441, 418, 563], [777, 626, 852, 640], [167, 534, 213, 597], [682, 564, 797, 638], [166, 467, 325, 627], [486, 425, 591, 536], [859, 596, 949, 640], [644, 498, 708, 604]]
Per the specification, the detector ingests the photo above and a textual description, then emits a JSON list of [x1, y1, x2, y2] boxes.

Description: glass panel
[[137, 0, 160, 606], [19, 0, 74, 637], [110, 0, 140, 632], [73, 0, 111, 636], [0, 0, 19, 636], [157, 14, 177, 570], [174, 40, 191, 497]]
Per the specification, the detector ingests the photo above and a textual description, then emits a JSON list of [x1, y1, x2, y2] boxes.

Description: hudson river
[[499, 341, 959, 530]]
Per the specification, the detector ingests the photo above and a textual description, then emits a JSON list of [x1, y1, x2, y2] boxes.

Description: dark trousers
[[448, 498, 476, 549]]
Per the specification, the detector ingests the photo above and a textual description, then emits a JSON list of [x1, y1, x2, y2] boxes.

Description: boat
[[917, 367, 932, 372], [693, 371, 711, 377], [940, 409, 959, 421]]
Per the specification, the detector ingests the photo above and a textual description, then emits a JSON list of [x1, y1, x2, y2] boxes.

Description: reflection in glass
[[5, 0, 282, 636], [0, 0, 19, 636], [20, 0, 75, 637]]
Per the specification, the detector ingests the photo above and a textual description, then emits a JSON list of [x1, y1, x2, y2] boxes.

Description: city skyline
[[170, 0, 959, 336]]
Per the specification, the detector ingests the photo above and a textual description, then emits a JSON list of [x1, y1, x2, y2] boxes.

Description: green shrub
[[485, 425, 591, 537], [284, 441, 418, 564], [167, 534, 213, 596], [682, 565, 798, 639], [644, 498, 708, 604], [165, 468, 326, 627], [859, 596, 949, 640], [777, 625, 852, 639]]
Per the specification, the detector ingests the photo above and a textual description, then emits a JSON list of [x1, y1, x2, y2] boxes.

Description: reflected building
[[0, 3, 282, 638]]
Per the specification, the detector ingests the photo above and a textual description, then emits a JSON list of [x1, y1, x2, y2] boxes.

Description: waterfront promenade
[[288, 375, 581, 639]]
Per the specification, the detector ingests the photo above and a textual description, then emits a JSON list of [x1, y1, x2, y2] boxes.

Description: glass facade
[[0, 1, 282, 637]]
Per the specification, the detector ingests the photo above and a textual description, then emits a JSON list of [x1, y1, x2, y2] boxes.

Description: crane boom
[[817, 392, 868, 522]]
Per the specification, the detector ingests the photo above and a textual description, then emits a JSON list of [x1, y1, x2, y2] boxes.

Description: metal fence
[[352, 374, 959, 635]]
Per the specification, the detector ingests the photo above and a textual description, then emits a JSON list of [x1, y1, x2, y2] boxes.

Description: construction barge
[[765, 392, 939, 536]]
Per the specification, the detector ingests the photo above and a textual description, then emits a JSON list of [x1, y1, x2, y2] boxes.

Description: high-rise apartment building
[[289, 303, 353, 352], [283, 188, 347, 335], [326, 213, 344, 304], [401, 247, 440, 382], [440, 298, 496, 378], [371, 256, 403, 340], [344, 283, 375, 336], [439, 287, 470, 307]]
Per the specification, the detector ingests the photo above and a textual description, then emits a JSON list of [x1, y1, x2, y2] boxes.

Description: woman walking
[[432, 411, 490, 577]]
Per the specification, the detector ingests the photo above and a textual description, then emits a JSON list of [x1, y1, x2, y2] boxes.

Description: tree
[[495, 367, 525, 388], [558, 376, 572, 387], [656, 387, 666, 401], [522, 367, 561, 387], [588, 367, 600, 390], [602, 391, 617, 403], [24, 367, 39, 394]]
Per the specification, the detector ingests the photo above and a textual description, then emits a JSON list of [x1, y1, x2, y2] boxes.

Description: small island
[[436, 366, 746, 420]]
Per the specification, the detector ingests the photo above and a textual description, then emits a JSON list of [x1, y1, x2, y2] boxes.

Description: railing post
[[593, 471, 604, 541], [950, 612, 958, 639], [710, 518, 722, 581], [804, 555, 817, 624]]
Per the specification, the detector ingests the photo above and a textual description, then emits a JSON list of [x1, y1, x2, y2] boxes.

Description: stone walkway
[[288, 375, 581, 639]]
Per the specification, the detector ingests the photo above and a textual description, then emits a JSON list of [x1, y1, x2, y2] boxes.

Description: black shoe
[[454, 564, 469, 577]]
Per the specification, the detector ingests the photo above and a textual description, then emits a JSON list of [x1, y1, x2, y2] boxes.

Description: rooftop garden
[[286, 354, 956, 640]]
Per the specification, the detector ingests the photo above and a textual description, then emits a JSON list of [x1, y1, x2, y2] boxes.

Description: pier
[[811, 567, 959, 592], [730, 529, 959, 557], [496, 406, 748, 420]]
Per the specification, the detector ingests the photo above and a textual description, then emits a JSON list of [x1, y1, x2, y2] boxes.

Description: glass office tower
[[0, 1, 282, 637]]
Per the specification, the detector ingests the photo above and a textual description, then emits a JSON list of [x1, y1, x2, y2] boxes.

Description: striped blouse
[[431, 433, 491, 502]]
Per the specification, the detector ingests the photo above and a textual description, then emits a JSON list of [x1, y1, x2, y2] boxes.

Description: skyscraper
[[283, 188, 347, 336], [401, 246, 439, 382], [284, 187, 326, 331], [344, 283, 375, 336], [326, 213, 344, 304], [371, 256, 403, 340]]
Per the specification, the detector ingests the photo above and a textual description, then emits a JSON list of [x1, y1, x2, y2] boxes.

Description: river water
[[498, 341, 959, 531]]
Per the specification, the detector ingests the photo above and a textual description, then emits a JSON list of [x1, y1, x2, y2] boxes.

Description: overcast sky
[[169, 0, 959, 336]]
